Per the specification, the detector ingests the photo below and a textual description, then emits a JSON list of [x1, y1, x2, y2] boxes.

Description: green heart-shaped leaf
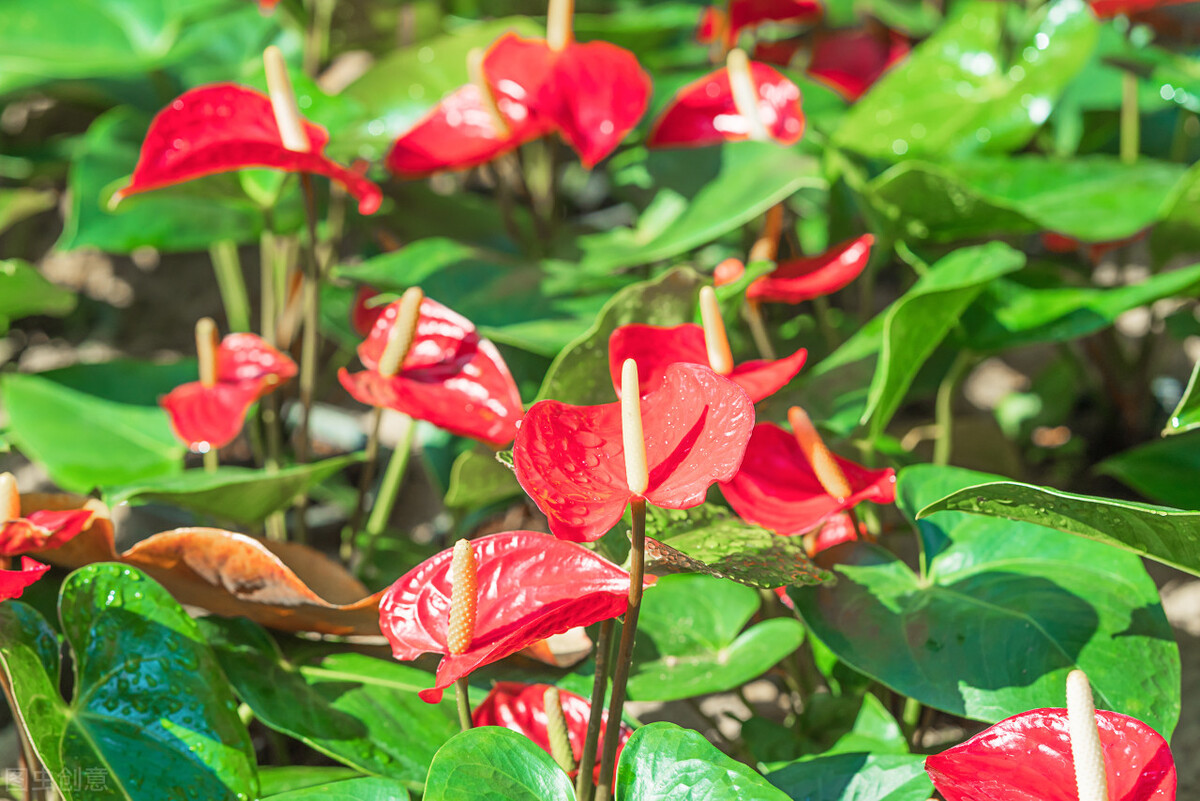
[[423, 727, 575, 801], [264, 776, 411, 800], [0, 259, 75, 330], [766, 754, 932, 801], [1164, 359, 1200, 436]]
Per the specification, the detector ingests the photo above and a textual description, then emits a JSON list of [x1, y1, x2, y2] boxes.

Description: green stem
[[575, 618, 615, 801], [455, 677, 473, 731], [208, 240, 252, 332], [1121, 70, 1139, 165], [344, 406, 384, 561], [203, 448, 219, 473], [811, 295, 839, 352], [358, 415, 415, 570], [595, 498, 646, 801], [744, 300, 776, 360], [933, 350, 974, 467]]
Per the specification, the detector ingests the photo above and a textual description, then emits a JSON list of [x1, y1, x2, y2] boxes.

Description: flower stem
[[455, 677, 473, 731], [1121, 70, 1139, 165], [575, 618, 614, 801], [292, 173, 323, 541], [933, 350, 974, 467], [343, 405, 384, 561], [203, 449, 219, 473], [744, 300, 776, 360], [208, 240, 252, 333], [595, 497, 646, 800], [357, 414, 415, 572]]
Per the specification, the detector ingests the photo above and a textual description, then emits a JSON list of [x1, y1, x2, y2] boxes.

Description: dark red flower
[[473, 682, 633, 782], [379, 531, 649, 703], [609, 324, 806, 402], [647, 55, 804, 148], [926, 707, 1175, 801], [114, 84, 381, 215], [388, 32, 650, 176], [161, 331, 297, 452], [807, 27, 909, 101], [721, 420, 895, 535], [0, 473, 95, 557], [804, 511, 862, 555], [1041, 229, 1149, 263], [350, 286, 387, 338], [0, 557, 49, 601], [513, 362, 755, 543], [1090, 0, 1193, 18], [338, 295, 524, 447], [746, 234, 873, 304], [697, 0, 824, 47]]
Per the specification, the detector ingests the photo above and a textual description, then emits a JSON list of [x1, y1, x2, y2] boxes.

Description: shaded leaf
[[0, 259, 75, 330], [1164, 359, 1200, 436], [1098, 432, 1200, 510], [0, 189, 56, 236], [263, 777, 411, 800], [767, 754, 932, 801], [444, 447, 523, 510]]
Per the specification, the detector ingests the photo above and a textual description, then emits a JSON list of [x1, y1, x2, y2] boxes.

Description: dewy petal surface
[[514, 363, 755, 542], [608, 323, 806, 403], [473, 682, 633, 782], [647, 62, 804, 148], [378, 531, 642, 702], [0, 557, 49, 601], [721, 422, 895, 535], [746, 234, 873, 304], [926, 707, 1176, 801], [117, 84, 382, 215]]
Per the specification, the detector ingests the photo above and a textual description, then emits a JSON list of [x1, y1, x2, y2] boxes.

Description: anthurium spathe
[[647, 49, 804, 148], [0, 472, 95, 557], [473, 682, 633, 782], [378, 531, 649, 703], [608, 287, 806, 402], [721, 410, 895, 535], [697, 0, 824, 48], [1090, 0, 1193, 18], [0, 557, 49, 601], [806, 26, 909, 101], [513, 361, 755, 543], [713, 234, 873, 304], [114, 48, 381, 215], [338, 293, 524, 447], [161, 320, 297, 452], [926, 670, 1176, 801]]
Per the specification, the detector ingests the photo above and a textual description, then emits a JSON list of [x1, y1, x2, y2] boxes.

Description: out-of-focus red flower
[[0, 474, 94, 558], [807, 27, 909, 101], [1041, 228, 1149, 263], [926, 706, 1175, 800], [114, 84, 382, 215], [697, 0, 824, 47], [388, 32, 650, 176], [513, 363, 755, 543], [1090, 0, 1193, 17], [162, 330, 297, 453], [379, 531, 650, 703], [721, 419, 895, 535], [473, 682, 633, 782], [746, 234, 873, 304], [648, 53, 804, 148], [350, 286, 387, 338], [0, 557, 49, 601], [338, 295, 524, 447], [803, 511, 863, 555], [608, 324, 806, 402]]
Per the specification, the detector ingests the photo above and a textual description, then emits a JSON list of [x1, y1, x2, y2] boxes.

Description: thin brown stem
[[293, 173, 323, 542], [575, 618, 615, 801], [344, 406, 384, 560]]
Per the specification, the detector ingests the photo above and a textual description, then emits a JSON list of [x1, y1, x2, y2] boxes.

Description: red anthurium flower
[[473, 682, 633, 782], [1042, 229, 1149, 263], [513, 362, 755, 543], [350, 285, 387, 338], [161, 322, 297, 453], [338, 292, 524, 447], [697, 0, 824, 47], [648, 50, 804, 148], [1090, 0, 1193, 17], [722, 414, 895, 535], [747, 234, 873, 303], [0, 557, 50, 601], [379, 531, 650, 703], [115, 82, 382, 215], [803, 511, 862, 555], [807, 27, 909, 101], [0, 473, 95, 557], [926, 700, 1175, 800]]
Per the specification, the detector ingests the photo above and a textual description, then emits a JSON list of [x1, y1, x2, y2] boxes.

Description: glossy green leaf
[[793, 465, 1180, 737], [834, 0, 1098, 160], [423, 727, 575, 801], [629, 574, 805, 702], [962, 262, 1200, 351], [444, 447, 522, 510], [537, 267, 704, 405], [616, 722, 789, 800], [869, 157, 1184, 243], [259, 767, 362, 797], [1098, 432, 1200, 510], [917, 476, 1200, 581], [581, 141, 822, 272], [264, 777, 411, 800], [766, 754, 932, 801], [200, 617, 458, 789], [0, 188, 55, 235], [861, 242, 1026, 435], [1165, 359, 1200, 436], [0, 564, 257, 800], [645, 504, 830, 588], [0, 259, 76, 329], [1, 361, 191, 493], [104, 455, 362, 526]]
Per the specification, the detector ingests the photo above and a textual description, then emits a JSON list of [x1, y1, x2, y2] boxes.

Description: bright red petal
[[161, 381, 263, 452], [807, 512, 861, 554], [721, 422, 895, 535], [746, 234, 873, 304], [753, 39, 804, 67], [647, 62, 804, 148], [807, 28, 909, 101], [351, 286, 386, 338], [473, 682, 633, 783], [217, 333, 297, 391], [0, 557, 49, 601], [378, 532, 642, 703], [727, 0, 823, 40], [697, 7, 726, 43], [116, 84, 382, 215], [1090, 0, 1193, 18], [926, 708, 1176, 801], [0, 510, 95, 557], [514, 363, 755, 542], [609, 323, 805, 403], [358, 297, 479, 373]]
